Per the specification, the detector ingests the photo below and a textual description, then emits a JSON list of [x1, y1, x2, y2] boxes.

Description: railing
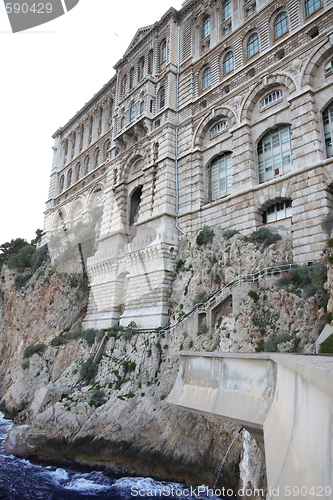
[[161, 262, 309, 333]]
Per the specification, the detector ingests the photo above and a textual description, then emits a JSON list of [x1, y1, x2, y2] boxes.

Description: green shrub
[[51, 335, 68, 347], [128, 361, 136, 372], [80, 329, 97, 347], [222, 229, 240, 240], [14, 273, 33, 290], [265, 333, 291, 352], [319, 333, 333, 353], [21, 361, 29, 370], [7, 245, 36, 270], [176, 259, 185, 272], [196, 226, 214, 246], [327, 255, 333, 265], [255, 340, 265, 352], [247, 227, 281, 249], [89, 387, 106, 408], [23, 343, 46, 359], [278, 263, 327, 300], [325, 312, 333, 324], [80, 356, 95, 382], [248, 290, 259, 302], [327, 238, 333, 248], [160, 395, 167, 400], [31, 244, 49, 272], [321, 212, 333, 235]]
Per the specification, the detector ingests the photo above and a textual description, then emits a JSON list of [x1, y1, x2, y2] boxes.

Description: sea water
[[0, 413, 232, 500]]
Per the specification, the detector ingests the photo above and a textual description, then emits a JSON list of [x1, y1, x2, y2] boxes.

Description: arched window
[[202, 67, 211, 90], [76, 163, 81, 180], [85, 156, 91, 174], [138, 57, 145, 81], [161, 40, 167, 64], [257, 126, 292, 184], [133, 158, 144, 171], [130, 186, 143, 225], [122, 76, 127, 96], [160, 88, 165, 109], [323, 104, 333, 158], [129, 68, 134, 89], [105, 140, 112, 158], [210, 153, 232, 201], [274, 12, 289, 39], [202, 14, 210, 38], [60, 175, 65, 193], [264, 200, 292, 223], [247, 33, 259, 58], [222, 0, 231, 21], [130, 101, 136, 122], [210, 121, 227, 137], [261, 90, 283, 108], [305, 0, 322, 17], [67, 169, 72, 187], [148, 50, 153, 74], [223, 51, 234, 74], [95, 149, 100, 166]]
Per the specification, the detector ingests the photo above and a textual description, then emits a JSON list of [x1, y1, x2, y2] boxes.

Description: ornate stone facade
[[44, 0, 333, 329]]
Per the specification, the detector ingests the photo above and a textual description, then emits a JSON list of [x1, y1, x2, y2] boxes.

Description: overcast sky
[[0, 0, 183, 245]]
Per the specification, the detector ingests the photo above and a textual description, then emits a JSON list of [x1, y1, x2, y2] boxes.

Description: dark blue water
[[0, 413, 231, 500]]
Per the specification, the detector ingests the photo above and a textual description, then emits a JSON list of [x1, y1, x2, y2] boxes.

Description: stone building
[[44, 0, 333, 329]]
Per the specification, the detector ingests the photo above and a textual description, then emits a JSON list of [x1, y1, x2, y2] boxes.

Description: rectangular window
[[305, 0, 322, 17], [140, 101, 144, 114]]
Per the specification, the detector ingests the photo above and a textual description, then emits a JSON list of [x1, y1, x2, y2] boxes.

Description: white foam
[[46, 467, 69, 483], [64, 475, 110, 492]]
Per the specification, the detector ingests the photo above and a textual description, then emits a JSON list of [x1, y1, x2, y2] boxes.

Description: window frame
[[323, 104, 333, 159], [122, 76, 127, 96], [222, 0, 231, 22], [161, 40, 167, 64], [202, 67, 211, 90], [260, 89, 283, 109], [129, 101, 136, 122], [95, 149, 100, 166], [247, 32, 260, 59], [209, 152, 233, 201], [202, 14, 210, 39], [159, 88, 165, 109], [273, 11, 289, 40], [305, 0, 322, 17], [264, 200, 292, 223], [257, 126, 292, 184], [223, 51, 234, 75]]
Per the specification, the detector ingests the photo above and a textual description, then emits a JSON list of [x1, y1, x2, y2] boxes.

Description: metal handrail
[[161, 262, 309, 333]]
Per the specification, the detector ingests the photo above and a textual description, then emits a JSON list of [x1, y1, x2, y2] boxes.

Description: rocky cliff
[[0, 228, 330, 499]]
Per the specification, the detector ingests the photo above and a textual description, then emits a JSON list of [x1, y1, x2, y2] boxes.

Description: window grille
[[247, 33, 259, 58], [274, 12, 288, 39], [261, 90, 283, 108], [258, 126, 292, 183], [202, 67, 211, 89], [211, 153, 232, 200]]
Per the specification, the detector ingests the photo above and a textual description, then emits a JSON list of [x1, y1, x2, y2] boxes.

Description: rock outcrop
[[0, 229, 328, 499]]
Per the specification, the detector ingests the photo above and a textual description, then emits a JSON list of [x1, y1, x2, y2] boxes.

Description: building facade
[[44, 0, 333, 329]]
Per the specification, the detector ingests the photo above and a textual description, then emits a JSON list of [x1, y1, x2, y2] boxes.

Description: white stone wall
[[44, 0, 333, 327]]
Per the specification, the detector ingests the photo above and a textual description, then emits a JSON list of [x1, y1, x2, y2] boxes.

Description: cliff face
[[0, 230, 328, 499]]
